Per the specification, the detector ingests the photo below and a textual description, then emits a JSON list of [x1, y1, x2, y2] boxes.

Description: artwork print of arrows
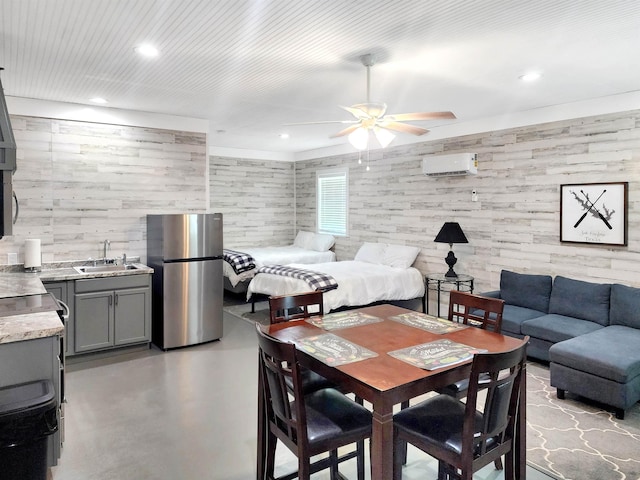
[[573, 189, 613, 230]]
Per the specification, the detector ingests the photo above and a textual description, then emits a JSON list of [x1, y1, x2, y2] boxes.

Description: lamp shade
[[434, 222, 468, 245]]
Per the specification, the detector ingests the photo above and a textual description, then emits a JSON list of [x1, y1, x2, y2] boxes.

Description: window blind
[[317, 170, 348, 236]]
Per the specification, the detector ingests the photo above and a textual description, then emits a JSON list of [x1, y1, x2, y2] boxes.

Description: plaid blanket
[[223, 249, 256, 274], [257, 265, 339, 292]]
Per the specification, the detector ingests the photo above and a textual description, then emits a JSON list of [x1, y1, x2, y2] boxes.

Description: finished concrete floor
[[51, 311, 554, 479]]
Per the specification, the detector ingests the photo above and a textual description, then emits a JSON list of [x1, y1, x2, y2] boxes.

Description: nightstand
[[424, 273, 474, 317]]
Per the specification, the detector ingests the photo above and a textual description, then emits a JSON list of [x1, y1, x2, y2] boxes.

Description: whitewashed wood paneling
[[0, 116, 207, 264], [295, 110, 640, 312], [209, 157, 294, 249]]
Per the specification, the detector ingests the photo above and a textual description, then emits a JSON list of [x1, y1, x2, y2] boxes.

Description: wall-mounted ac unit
[[422, 153, 478, 177]]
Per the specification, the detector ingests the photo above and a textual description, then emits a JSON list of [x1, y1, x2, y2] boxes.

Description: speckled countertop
[[0, 272, 48, 298], [0, 262, 153, 345], [0, 310, 64, 344]]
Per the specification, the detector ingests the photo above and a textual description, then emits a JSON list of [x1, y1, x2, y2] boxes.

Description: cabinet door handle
[[109, 295, 113, 306], [114, 294, 118, 305]]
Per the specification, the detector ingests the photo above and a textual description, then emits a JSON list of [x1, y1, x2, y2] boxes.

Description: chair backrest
[[461, 336, 529, 469], [448, 290, 505, 333], [255, 324, 309, 454], [269, 291, 324, 324]]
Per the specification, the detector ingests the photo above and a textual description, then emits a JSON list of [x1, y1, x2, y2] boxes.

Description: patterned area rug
[[224, 300, 640, 480], [526, 362, 640, 480]]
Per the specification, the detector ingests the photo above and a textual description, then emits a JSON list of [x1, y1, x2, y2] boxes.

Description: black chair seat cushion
[[394, 394, 496, 456], [297, 388, 372, 452]]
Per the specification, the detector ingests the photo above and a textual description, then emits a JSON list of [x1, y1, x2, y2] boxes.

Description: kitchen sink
[[73, 264, 139, 274]]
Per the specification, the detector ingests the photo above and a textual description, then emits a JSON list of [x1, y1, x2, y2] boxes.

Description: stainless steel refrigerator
[[147, 213, 223, 349]]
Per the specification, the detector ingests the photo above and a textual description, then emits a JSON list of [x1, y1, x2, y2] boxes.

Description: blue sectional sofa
[[483, 270, 640, 419]]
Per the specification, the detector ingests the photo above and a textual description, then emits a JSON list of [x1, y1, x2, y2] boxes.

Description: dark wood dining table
[[257, 303, 526, 480]]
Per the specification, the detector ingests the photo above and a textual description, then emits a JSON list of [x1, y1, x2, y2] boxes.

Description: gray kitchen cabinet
[[44, 280, 75, 355], [73, 274, 151, 355]]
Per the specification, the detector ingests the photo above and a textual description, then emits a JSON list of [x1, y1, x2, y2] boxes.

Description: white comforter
[[223, 246, 336, 286], [247, 260, 425, 312]]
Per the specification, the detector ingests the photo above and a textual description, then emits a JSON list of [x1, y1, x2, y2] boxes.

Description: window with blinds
[[317, 169, 348, 236]]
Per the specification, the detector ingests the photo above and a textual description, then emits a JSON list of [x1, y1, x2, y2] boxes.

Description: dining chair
[[440, 290, 506, 399], [269, 291, 364, 404], [392, 336, 529, 480], [255, 324, 372, 480], [398, 291, 508, 468], [447, 290, 505, 334], [440, 290, 507, 471], [268, 291, 335, 395], [269, 291, 324, 323]]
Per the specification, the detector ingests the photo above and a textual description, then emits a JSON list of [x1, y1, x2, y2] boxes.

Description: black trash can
[[0, 380, 58, 480]]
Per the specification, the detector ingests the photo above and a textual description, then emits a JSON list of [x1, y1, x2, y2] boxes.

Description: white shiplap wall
[[209, 156, 295, 249], [0, 116, 207, 263], [295, 109, 640, 295], [3, 106, 639, 300]]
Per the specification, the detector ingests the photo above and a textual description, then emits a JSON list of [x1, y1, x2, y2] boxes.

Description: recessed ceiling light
[[134, 44, 159, 58], [279, 133, 290, 140], [90, 97, 108, 104], [519, 72, 542, 82]]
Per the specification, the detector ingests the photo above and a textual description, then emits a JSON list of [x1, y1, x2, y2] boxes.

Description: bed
[[246, 242, 425, 312], [223, 231, 336, 293]]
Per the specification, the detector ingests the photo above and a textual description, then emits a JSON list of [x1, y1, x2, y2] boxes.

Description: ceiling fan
[[287, 53, 456, 150]]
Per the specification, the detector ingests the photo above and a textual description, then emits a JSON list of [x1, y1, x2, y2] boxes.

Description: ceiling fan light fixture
[[374, 126, 395, 148], [348, 127, 369, 150]]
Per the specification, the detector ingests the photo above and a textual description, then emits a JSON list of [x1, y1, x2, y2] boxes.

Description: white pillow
[[293, 231, 314, 249], [354, 242, 386, 264], [382, 244, 421, 269], [309, 233, 335, 252]]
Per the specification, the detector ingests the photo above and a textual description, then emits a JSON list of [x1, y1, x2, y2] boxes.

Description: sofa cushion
[[499, 270, 552, 313], [549, 326, 640, 383], [521, 314, 604, 344], [609, 284, 640, 329], [548, 276, 611, 326], [500, 304, 546, 336]]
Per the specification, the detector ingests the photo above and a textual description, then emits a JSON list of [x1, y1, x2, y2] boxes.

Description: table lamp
[[434, 222, 468, 278]]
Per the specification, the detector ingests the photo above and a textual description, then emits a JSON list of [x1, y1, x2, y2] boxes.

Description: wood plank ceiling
[[1, 0, 639, 153]]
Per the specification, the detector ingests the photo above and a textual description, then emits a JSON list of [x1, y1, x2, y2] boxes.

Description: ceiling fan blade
[[283, 120, 358, 126], [340, 105, 370, 119], [383, 111, 456, 122], [379, 121, 430, 136], [330, 124, 361, 138]]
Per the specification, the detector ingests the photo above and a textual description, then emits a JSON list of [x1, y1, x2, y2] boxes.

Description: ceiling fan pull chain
[[366, 144, 370, 172]]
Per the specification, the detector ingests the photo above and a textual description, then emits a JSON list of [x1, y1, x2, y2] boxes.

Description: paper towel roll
[[24, 238, 42, 269]]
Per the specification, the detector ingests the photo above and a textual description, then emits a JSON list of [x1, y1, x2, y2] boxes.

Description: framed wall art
[[560, 182, 628, 246]]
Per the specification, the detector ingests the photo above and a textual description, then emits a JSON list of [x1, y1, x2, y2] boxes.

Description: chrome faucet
[[103, 240, 111, 263]]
